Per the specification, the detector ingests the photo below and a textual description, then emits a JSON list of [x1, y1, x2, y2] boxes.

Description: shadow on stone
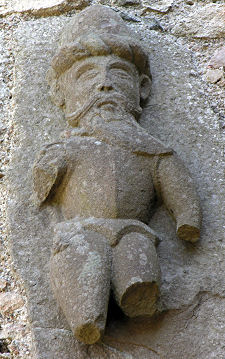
[[0, 339, 10, 354], [106, 291, 128, 326]]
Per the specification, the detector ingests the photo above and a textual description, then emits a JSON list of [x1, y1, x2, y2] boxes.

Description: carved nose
[[98, 83, 113, 92], [97, 73, 113, 92]]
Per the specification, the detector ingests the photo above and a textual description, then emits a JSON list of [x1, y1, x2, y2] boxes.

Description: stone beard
[[33, 5, 201, 346]]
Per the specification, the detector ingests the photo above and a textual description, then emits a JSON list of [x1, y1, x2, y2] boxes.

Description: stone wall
[[0, 1, 224, 358]]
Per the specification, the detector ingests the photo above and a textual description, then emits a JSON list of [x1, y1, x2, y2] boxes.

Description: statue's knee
[[52, 228, 111, 256]]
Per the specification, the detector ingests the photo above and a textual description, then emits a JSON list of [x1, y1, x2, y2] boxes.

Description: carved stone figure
[[33, 5, 201, 345]]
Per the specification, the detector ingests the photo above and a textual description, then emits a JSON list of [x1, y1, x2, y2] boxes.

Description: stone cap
[[50, 5, 151, 78]]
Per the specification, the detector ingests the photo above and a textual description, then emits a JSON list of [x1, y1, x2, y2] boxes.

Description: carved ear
[[139, 74, 151, 101], [46, 68, 65, 108]]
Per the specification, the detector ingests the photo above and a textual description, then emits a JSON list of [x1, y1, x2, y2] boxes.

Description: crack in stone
[[103, 335, 166, 359], [184, 290, 225, 329], [34, 327, 72, 333]]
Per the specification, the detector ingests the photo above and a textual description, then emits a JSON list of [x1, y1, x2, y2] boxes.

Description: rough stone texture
[[172, 4, 225, 38], [209, 46, 225, 69], [3, 2, 225, 359], [0, 0, 91, 16], [0, 16, 33, 359], [99, 0, 140, 6], [0, 278, 7, 291], [205, 68, 224, 84], [142, 0, 173, 14], [0, 292, 24, 314], [112, 0, 140, 6]]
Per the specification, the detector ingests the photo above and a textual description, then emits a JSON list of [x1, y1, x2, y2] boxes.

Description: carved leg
[[50, 230, 111, 344], [111, 232, 160, 318]]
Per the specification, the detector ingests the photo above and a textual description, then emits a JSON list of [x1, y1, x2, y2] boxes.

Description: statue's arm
[[155, 154, 201, 243], [33, 142, 67, 205]]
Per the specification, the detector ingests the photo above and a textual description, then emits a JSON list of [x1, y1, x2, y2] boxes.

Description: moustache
[[65, 94, 142, 127]]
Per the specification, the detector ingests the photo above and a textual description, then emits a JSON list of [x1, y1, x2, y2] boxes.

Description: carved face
[[60, 55, 147, 120]]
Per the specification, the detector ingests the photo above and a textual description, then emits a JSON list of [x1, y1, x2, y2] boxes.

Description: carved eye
[[76, 67, 97, 81], [110, 68, 132, 80]]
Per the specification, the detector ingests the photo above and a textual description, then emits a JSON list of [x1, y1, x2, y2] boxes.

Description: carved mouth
[[96, 95, 126, 108], [96, 100, 117, 107], [65, 93, 139, 127]]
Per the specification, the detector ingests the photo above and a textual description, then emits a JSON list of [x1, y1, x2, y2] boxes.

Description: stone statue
[[33, 5, 201, 345]]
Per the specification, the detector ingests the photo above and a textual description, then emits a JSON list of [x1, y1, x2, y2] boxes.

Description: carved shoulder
[[33, 142, 67, 205]]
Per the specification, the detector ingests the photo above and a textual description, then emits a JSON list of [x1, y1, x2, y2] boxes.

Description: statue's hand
[[33, 142, 67, 205]]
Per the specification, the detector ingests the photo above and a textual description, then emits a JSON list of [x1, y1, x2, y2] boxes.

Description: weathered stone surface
[[209, 47, 225, 69], [105, 293, 225, 359], [184, 0, 194, 5], [0, 292, 24, 314], [9, 5, 225, 359], [172, 4, 225, 38], [205, 68, 224, 84], [0, 278, 7, 291], [0, 30, 10, 124], [112, 0, 140, 6], [33, 328, 89, 359], [0, 0, 90, 16], [142, 0, 173, 14], [99, 0, 140, 6]]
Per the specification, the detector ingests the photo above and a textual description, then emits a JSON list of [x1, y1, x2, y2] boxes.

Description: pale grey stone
[[33, 328, 89, 359], [142, 0, 173, 14], [0, 31, 10, 122], [0, 0, 90, 17], [205, 68, 224, 84], [209, 46, 225, 69], [172, 4, 225, 38]]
